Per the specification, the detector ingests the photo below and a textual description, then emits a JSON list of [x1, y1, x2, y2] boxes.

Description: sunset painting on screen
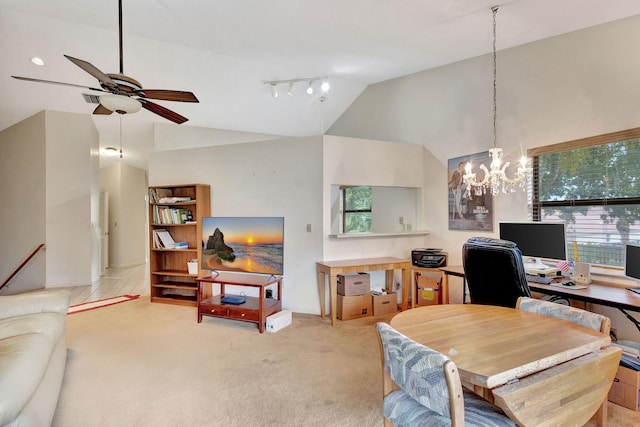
[[201, 217, 284, 275]]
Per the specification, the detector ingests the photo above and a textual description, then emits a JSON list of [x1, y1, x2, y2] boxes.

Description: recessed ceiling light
[[30, 56, 45, 66]]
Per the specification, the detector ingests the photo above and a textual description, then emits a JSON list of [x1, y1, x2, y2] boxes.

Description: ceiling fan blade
[[135, 89, 199, 103], [140, 99, 188, 124], [12, 75, 106, 92], [93, 104, 114, 115], [64, 55, 117, 88]]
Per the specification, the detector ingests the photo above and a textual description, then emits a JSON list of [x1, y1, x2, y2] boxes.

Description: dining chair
[[462, 237, 531, 308], [515, 296, 612, 426], [515, 296, 610, 335], [375, 322, 515, 427]]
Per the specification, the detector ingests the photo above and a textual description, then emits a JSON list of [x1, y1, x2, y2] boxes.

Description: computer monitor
[[499, 222, 567, 275], [625, 244, 640, 283]]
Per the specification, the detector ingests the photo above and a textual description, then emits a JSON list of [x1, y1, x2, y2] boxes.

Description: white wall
[[328, 14, 640, 339], [0, 110, 100, 291], [322, 136, 428, 294], [153, 123, 280, 151], [45, 111, 100, 287], [100, 162, 148, 268], [149, 135, 324, 314], [0, 112, 46, 294]]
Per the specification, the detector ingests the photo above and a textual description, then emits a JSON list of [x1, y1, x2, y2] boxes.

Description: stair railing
[[0, 243, 45, 292]]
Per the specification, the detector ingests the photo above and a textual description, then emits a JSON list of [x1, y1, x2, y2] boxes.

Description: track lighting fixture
[[263, 76, 329, 98]]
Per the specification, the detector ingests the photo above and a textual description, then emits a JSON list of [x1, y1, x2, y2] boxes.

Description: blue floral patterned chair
[[375, 322, 515, 427], [515, 296, 610, 335], [515, 296, 611, 425]]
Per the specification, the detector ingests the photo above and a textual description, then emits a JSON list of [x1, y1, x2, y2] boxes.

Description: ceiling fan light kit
[[100, 94, 142, 114], [10, 0, 198, 124]]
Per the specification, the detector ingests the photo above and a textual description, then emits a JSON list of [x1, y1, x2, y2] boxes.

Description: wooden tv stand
[[196, 272, 282, 333]]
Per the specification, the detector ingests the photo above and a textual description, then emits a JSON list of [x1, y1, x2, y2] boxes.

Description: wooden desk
[[316, 257, 410, 325], [441, 264, 640, 314], [528, 279, 640, 313], [439, 264, 466, 303], [390, 304, 620, 426]]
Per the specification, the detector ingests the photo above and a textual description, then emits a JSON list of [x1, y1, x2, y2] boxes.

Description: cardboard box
[[373, 292, 398, 316], [337, 273, 370, 296], [608, 364, 640, 410], [266, 310, 292, 333], [416, 274, 442, 306], [337, 294, 372, 320]]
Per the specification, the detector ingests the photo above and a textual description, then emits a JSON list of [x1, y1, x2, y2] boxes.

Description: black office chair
[[462, 237, 531, 308]]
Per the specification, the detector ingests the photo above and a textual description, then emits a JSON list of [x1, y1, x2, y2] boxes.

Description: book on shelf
[[620, 353, 640, 371], [613, 340, 640, 356], [153, 206, 193, 225], [153, 229, 176, 249], [174, 242, 188, 249], [149, 188, 192, 204], [148, 188, 159, 204], [159, 196, 192, 204]]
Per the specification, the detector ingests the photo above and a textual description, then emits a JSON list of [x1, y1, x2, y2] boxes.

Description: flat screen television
[[625, 244, 640, 283], [499, 222, 567, 274], [201, 217, 284, 276]]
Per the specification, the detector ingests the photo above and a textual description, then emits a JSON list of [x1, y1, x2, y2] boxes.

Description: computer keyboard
[[526, 274, 554, 284]]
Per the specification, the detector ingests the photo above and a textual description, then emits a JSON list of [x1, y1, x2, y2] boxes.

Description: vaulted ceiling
[[3, 0, 640, 170]]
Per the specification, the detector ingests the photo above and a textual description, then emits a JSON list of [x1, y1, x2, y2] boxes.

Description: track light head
[[264, 76, 328, 98]]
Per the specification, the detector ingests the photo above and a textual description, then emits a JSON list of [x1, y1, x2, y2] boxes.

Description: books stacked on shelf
[[612, 340, 640, 370], [159, 196, 192, 203], [153, 229, 176, 249], [149, 188, 173, 203], [149, 188, 192, 204], [152, 205, 193, 225], [174, 242, 188, 250]]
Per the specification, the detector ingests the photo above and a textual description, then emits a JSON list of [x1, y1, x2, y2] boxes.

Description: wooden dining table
[[390, 304, 621, 427]]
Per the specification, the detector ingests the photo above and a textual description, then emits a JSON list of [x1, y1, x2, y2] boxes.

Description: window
[[342, 186, 372, 233], [529, 128, 640, 267]]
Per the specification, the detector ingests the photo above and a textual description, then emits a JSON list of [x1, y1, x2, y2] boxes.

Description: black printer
[[411, 248, 447, 268]]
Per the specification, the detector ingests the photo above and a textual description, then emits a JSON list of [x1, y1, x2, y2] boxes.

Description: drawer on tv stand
[[200, 303, 228, 317], [228, 307, 260, 322]]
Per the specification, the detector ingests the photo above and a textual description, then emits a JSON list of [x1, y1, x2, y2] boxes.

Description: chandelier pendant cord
[[492, 5, 498, 150]]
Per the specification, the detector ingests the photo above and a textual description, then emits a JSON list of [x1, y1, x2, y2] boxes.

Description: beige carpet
[[53, 299, 640, 426], [53, 299, 394, 426]]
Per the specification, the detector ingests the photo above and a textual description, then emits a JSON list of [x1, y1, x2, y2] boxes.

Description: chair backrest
[[375, 322, 464, 422], [516, 296, 611, 334], [462, 237, 531, 308]]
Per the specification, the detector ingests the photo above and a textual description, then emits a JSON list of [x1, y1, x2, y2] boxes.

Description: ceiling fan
[[11, 0, 198, 124]]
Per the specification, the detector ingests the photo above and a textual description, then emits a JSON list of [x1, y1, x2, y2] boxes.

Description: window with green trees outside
[[531, 128, 640, 267], [343, 186, 372, 233]]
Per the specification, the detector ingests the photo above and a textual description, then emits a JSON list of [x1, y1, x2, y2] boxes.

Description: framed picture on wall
[[447, 151, 493, 231]]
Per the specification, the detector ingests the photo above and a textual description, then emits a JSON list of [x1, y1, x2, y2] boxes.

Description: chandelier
[[463, 6, 530, 198]]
